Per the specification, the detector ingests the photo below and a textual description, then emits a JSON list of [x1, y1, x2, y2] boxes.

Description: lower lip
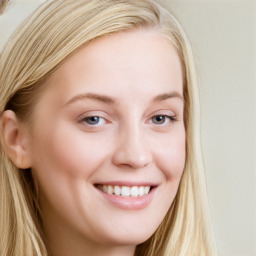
[[96, 187, 156, 210]]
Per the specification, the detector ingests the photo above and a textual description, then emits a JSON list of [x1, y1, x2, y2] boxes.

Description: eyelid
[[78, 110, 108, 120], [77, 111, 111, 126], [147, 109, 176, 119], [146, 109, 178, 127], [82, 116, 106, 126], [149, 114, 176, 125]]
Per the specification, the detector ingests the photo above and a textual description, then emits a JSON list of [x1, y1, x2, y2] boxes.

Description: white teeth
[[139, 186, 145, 197], [103, 185, 108, 193], [145, 186, 150, 194], [107, 185, 113, 195], [114, 185, 121, 196], [121, 186, 130, 197], [99, 185, 151, 197], [131, 186, 139, 197]]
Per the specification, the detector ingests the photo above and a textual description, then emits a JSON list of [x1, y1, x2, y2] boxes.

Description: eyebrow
[[65, 91, 184, 106], [65, 93, 116, 106], [152, 92, 184, 103]]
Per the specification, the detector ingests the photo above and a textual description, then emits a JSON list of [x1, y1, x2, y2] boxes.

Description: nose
[[112, 124, 152, 169]]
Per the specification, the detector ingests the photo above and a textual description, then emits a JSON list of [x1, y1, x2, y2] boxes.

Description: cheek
[[30, 123, 112, 214], [153, 129, 186, 180], [33, 124, 110, 179], [146, 129, 186, 229]]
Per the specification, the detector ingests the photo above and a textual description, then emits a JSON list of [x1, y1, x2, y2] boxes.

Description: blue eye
[[151, 115, 175, 125], [83, 116, 105, 126]]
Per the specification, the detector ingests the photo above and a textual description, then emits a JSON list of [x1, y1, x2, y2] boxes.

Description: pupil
[[154, 115, 165, 124], [86, 116, 99, 124]]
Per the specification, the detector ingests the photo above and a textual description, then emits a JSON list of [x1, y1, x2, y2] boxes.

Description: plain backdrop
[[157, 2, 256, 256], [0, 1, 255, 255]]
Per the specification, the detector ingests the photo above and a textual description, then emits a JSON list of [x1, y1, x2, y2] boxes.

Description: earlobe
[[1, 110, 32, 169]]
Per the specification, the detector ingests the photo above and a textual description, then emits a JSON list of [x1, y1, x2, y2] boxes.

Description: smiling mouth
[[95, 184, 153, 197]]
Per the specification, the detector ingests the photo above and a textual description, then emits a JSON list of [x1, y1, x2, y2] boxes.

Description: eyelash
[[80, 114, 176, 127], [81, 116, 106, 126], [150, 115, 176, 126]]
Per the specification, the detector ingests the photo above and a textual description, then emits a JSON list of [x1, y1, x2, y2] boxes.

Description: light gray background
[[0, 1, 255, 255], [157, 1, 256, 256]]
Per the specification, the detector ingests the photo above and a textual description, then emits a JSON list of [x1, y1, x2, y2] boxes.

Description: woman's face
[[27, 29, 185, 253]]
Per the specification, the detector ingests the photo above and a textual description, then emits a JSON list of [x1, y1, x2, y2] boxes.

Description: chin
[[94, 221, 158, 247]]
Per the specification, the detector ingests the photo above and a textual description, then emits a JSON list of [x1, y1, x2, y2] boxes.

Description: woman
[[0, 0, 217, 255]]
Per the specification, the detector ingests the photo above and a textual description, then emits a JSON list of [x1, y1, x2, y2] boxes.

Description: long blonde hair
[[0, 0, 217, 255]]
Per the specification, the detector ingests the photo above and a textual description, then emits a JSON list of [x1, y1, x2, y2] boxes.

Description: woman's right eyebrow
[[64, 93, 117, 106]]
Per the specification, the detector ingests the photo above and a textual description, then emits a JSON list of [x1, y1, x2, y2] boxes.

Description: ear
[[1, 110, 32, 169]]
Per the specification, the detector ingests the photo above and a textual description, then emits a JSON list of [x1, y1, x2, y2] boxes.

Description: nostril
[[111, 131, 152, 169], [112, 149, 152, 169]]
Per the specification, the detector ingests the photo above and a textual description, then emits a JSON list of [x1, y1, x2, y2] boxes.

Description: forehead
[[43, 28, 183, 105]]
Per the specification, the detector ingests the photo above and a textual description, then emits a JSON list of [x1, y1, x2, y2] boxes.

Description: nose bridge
[[112, 117, 152, 169]]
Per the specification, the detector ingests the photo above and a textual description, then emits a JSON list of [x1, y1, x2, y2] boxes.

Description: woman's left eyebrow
[[152, 92, 184, 103]]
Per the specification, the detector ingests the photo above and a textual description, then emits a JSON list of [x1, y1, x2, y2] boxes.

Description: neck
[[48, 241, 135, 256]]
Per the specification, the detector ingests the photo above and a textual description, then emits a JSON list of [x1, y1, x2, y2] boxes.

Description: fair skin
[[2, 29, 185, 256]]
